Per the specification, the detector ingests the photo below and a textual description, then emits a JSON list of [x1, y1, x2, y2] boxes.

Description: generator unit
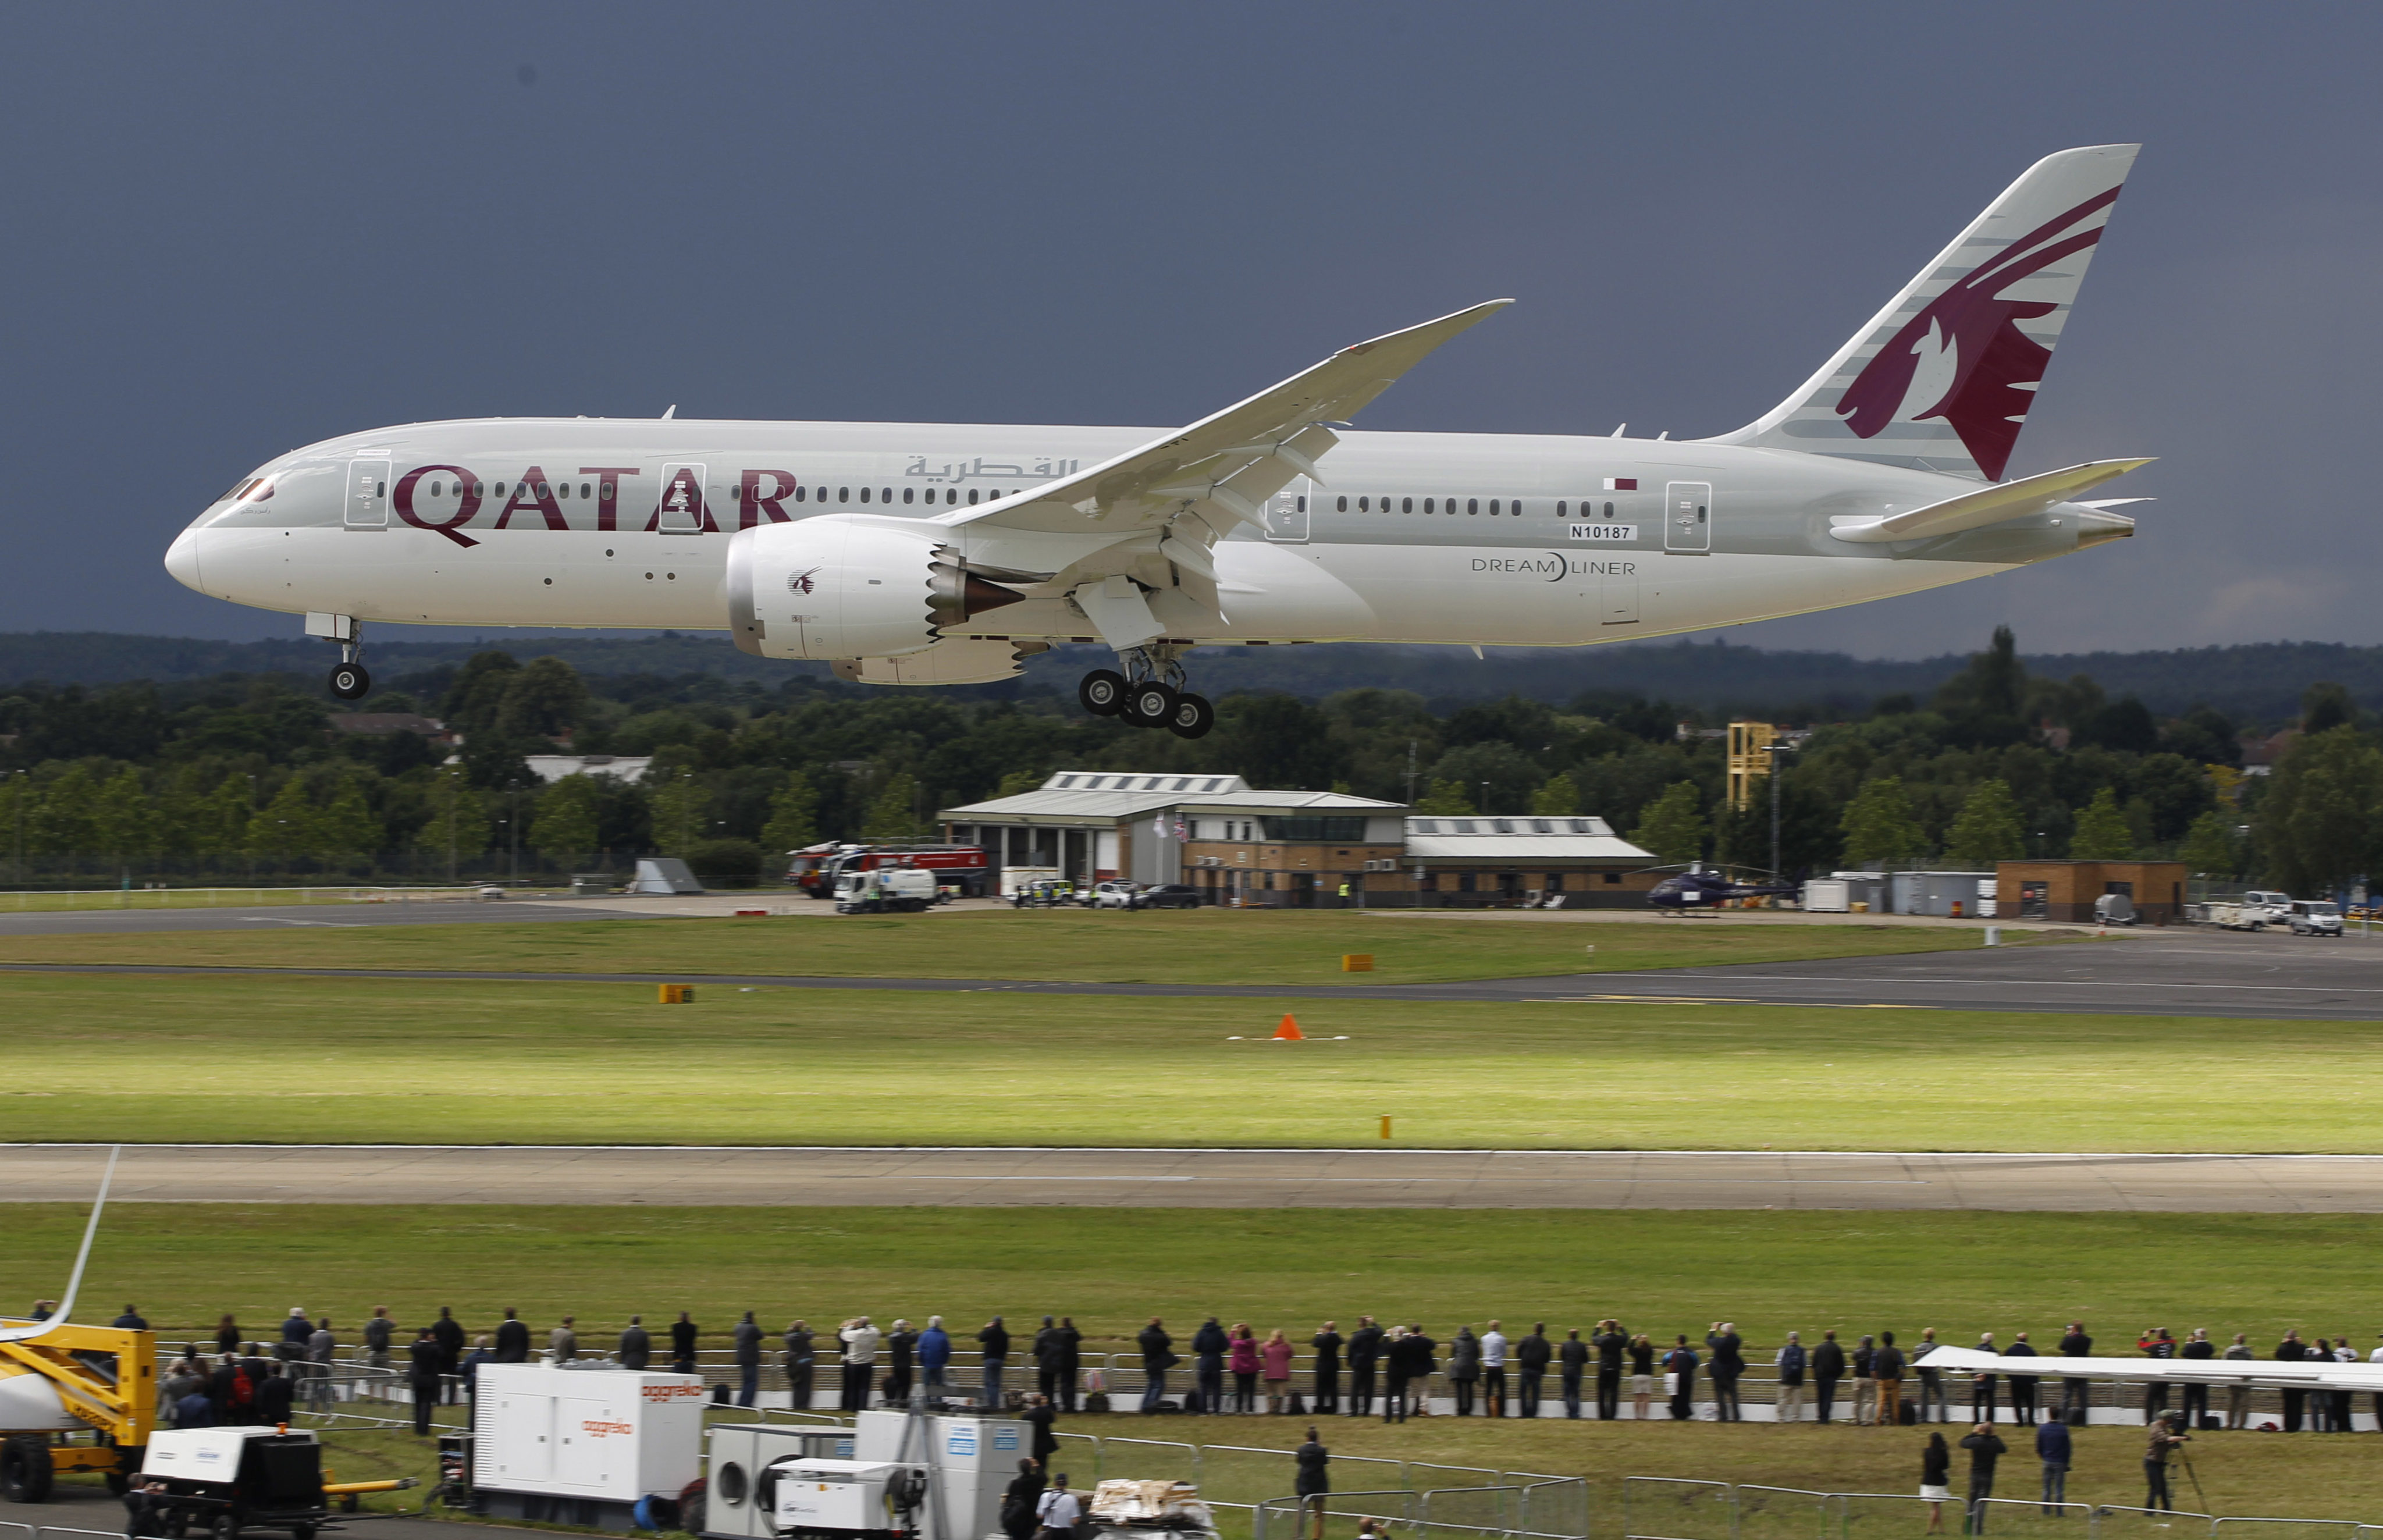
[[703, 1411, 1023, 1540], [141, 1427, 330, 1539], [471, 1364, 706, 1531], [705, 1427, 858, 1540]]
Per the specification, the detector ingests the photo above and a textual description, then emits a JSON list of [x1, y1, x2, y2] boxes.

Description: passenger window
[[795, 485, 807, 502], [1424, 498, 1435, 514], [947, 488, 958, 504], [601, 483, 613, 499], [1491, 499, 1501, 515], [903, 487, 915, 504], [1511, 500, 1522, 515], [881, 488, 891, 503], [474, 482, 485, 497], [1467, 498, 1478, 514], [1605, 501, 1616, 517], [581, 482, 591, 499], [537, 482, 549, 497], [968, 489, 980, 504], [1402, 497, 1413, 513], [429, 481, 442, 498], [1358, 496, 1370, 512], [1557, 500, 1568, 517], [494, 483, 506, 497], [840, 487, 851, 503], [860, 487, 871, 503], [556, 482, 568, 499], [1336, 496, 1348, 511]]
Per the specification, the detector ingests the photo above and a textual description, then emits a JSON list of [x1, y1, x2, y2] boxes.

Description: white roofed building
[[938, 774, 1659, 908], [940, 771, 1403, 904], [1402, 815, 1659, 908]]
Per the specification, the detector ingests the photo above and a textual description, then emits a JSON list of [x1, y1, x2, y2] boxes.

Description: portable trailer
[[140, 1427, 332, 1540], [471, 1364, 707, 1532]]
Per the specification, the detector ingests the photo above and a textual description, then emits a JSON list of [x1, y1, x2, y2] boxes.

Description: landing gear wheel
[[1, 1435, 54, 1503], [1123, 680, 1176, 727], [211, 1512, 240, 1540], [1166, 692, 1215, 739], [328, 662, 371, 700], [1079, 669, 1127, 717]]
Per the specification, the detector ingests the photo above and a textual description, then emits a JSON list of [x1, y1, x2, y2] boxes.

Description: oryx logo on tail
[[1835, 188, 2121, 480]]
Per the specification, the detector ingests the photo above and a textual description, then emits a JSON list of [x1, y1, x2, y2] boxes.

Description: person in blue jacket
[[919, 1315, 953, 1399], [2035, 1405, 2072, 1512]]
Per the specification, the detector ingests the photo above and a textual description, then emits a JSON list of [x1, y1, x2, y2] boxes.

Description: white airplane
[[1925, 1343, 2383, 1397], [168, 145, 2147, 739]]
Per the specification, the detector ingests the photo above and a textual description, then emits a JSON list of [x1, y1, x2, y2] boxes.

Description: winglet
[[0, 1145, 119, 1343]]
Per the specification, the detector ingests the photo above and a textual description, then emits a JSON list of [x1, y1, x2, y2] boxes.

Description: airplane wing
[[1828, 458, 2153, 545], [0, 1146, 118, 1343], [937, 300, 1512, 542], [1923, 1345, 2383, 1391]]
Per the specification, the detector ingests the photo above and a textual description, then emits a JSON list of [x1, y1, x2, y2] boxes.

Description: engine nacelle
[[727, 517, 1022, 661]]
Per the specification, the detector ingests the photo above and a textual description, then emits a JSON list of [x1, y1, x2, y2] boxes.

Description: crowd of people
[[111, 1300, 2383, 1443]]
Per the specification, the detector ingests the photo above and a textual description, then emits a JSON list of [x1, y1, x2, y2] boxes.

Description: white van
[[2288, 899, 2344, 937]]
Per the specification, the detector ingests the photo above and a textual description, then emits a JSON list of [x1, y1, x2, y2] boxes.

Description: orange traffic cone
[[1272, 1014, 1305, 1041]]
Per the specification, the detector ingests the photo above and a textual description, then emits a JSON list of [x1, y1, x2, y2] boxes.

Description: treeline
[[0, 629, 2366, 890]]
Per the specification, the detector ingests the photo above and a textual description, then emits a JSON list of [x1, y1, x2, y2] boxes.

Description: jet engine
[[726, 516, 1023, 661]]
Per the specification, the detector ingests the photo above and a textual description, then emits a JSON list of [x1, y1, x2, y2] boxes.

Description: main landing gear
[[1081, 648, 1213, 739]]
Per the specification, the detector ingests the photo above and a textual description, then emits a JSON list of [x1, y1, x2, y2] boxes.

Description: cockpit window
[[220, 476, 276, 504]]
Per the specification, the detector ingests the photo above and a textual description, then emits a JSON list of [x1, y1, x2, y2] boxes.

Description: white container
[[772, 1459, 917, 1532], [1801, 879, 1850, 913], [141, 1426, 290, 1479], [473, 1364, 706, 1502]]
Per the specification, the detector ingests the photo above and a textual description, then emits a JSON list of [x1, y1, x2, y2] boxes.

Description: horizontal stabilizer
[[1828, 458, 2152, 544]]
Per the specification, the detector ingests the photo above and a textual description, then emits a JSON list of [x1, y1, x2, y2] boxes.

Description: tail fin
[[1713, 144, 2139, 481]]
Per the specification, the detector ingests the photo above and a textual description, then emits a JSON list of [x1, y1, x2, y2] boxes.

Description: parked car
[[1011, 878, 1076, 908], [1135, 884, 1204, 909], [2289, 899, 2345, 937], [1085, 880, 1143, 909]]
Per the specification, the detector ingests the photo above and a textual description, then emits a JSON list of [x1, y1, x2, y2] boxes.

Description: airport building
[[938, 774, 1656, 906]]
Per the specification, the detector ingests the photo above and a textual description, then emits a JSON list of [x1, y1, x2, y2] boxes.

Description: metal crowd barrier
[[1613, 1481, 2382, 1540]]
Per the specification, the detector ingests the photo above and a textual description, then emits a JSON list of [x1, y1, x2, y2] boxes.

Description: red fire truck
[[784, 841, 991, 898]]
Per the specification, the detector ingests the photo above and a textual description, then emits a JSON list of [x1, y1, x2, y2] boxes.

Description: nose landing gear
[[316, 616, 370, 701], [1083, 646, 1212, 739]]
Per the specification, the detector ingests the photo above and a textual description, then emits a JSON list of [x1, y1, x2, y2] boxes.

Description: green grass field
[[3, 970, 2373, 1148], [20, 1204, 2383, 1522], [0, 909, 2063, 985]]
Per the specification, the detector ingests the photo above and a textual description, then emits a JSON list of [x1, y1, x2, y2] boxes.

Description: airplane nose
[[164, 529, 204, 592]]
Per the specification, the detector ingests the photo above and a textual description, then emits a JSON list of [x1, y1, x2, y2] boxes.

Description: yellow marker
[[659, 983, 694, 1004], [1342, 954, 1374, 972], [1379, 1115, 1392, 1140]]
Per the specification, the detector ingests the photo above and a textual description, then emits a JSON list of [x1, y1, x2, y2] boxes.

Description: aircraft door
[[656, 463, 708, 533], [1663, 481, 1712, 553], [344, 460, 390, 529], [1265, 479, 1310, 543]]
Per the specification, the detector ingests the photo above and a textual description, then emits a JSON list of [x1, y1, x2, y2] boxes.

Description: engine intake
[[727, 517, 1023, 661]]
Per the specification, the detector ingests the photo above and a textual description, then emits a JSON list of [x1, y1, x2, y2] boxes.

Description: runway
[[5, 926, 2380, 1018], [9, 1143, 2383, 1211]]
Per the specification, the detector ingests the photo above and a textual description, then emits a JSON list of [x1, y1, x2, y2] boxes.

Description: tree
[[2068, 786, 2136, 860], [1531, 771, 1581, 816], [1840, 776, 1925, 866], [862, 773, 928, 841], [496, 656, 592, 741], [246, 778, 321, 867], [440, 650, 522, 738], [30, 766, 99, 858], [91, 767, 159, 867], [2302, 681, 2355, 735], [1414, 779, 1474, 815], [317, 775, 382, 869], [647, 768, 710, 852], [2257, 725, 2383, 895], [1427, 741, 1543, 815], [1630, 781, 1706, 864], [1942, 778, 2026, 867], [991, 770, 1041, 798], [415, 766, 490, 867], [760, 771, 820, 853], [2178, 810, 2239, 879], [190, 774, 256, 859], [531, 774, 602, 859]]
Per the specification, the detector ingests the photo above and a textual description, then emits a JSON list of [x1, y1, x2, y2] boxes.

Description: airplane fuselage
[[168, 417, 2129, 648]]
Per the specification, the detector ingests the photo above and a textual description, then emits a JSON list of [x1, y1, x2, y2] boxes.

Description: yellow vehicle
[[0, 1317, 155, 1500]]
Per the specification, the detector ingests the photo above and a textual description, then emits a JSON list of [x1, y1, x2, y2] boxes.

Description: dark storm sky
[[5, 2, 2378, 659]]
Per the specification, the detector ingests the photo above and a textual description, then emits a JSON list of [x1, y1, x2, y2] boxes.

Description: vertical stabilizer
[[1712, 145, 2139, 480]]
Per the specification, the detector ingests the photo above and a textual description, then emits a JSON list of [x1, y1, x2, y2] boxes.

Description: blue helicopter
[[1645, 863, 1804, 913]]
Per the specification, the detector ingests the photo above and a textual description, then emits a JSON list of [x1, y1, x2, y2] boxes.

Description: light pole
[[1762, 742, 1794, 879]]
